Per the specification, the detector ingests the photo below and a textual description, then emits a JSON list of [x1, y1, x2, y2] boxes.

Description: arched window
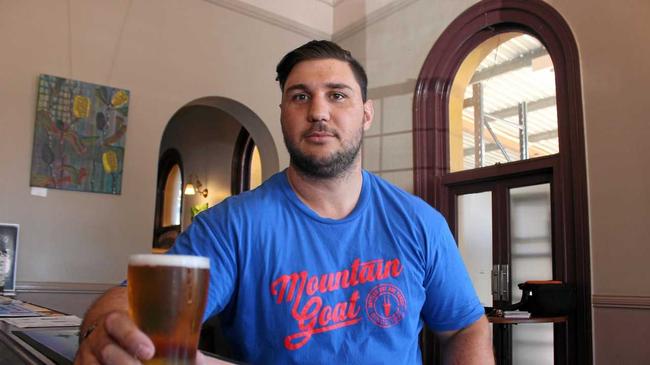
[[414, 1, 590, 364], [449, 32, 558, 172], [161, 164, 182, 226], [153, 149, 184, 250], [231, 127, 262, 195]]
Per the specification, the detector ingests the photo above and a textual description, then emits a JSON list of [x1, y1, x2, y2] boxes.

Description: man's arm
[[75, 286, 154, 364], [436, 315, 494, 365]]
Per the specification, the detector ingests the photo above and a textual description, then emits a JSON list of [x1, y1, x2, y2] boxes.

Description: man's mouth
[[304, 129, 337, 142]]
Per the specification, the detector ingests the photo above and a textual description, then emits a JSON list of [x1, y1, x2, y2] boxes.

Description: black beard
[[284, 129, 363, 179]]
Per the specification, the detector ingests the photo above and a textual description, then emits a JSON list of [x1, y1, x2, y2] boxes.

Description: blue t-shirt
[[169, 170, 483, 364]]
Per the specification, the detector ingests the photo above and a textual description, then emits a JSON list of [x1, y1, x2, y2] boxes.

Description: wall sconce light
[[184, 174, 208, 198]]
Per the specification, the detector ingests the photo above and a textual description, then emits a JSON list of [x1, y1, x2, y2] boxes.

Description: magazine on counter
[[13, 328, 79, 365]]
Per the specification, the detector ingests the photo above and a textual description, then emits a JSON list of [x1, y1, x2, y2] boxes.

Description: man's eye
[[331, 92, 346, 101], [292, 94, 309, 101]]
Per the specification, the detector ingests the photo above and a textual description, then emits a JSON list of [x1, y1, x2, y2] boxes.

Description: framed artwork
[[29, 74, 130, 194], [0, 223, 19, 295]]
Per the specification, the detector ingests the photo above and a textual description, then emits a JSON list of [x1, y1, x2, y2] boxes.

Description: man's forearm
[[80, 286, 129, 338], [440, 316, 494, 365]]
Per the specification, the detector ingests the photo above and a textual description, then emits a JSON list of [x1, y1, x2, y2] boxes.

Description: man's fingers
[[73, 347, 101, 365], [196, 352, 208, 365], [100, 343, 142, 365], [103, 311, 155, 361]]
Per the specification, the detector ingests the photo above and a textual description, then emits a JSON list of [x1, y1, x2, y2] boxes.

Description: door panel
[[451, 174, 556, 364], [457, 191, 493, 306], [509, 183, 553, 364]]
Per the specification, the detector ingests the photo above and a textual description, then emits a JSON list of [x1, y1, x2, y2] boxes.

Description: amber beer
[[128, 254, 210, 365]]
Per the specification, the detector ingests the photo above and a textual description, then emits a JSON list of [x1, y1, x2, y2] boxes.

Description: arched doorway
[[152, 96, 278, 250]]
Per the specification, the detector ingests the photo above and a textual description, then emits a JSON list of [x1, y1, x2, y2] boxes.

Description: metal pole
[[472, 83, 485, 168], [518, 101, 528, 160]]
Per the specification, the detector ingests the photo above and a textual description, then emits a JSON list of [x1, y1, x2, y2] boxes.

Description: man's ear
[[362, 99, 374, 131]]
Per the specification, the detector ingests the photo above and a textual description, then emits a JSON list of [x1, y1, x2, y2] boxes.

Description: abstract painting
[[30, 74, 129, 194]]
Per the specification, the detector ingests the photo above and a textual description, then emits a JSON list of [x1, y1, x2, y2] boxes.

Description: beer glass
[[128, 254, 210, 365]]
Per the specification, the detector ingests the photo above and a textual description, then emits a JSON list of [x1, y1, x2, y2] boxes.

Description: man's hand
[[74, 311, 154, 364]]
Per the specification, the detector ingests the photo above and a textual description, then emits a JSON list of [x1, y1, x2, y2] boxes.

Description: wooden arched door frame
[[231, 127, 256, 195], [153, 148, 184, 248], [413, 0, 591, 364]]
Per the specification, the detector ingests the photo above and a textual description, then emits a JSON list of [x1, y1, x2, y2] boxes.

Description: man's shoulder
[[364, 171, 449, 234], [365, 171, 440, 214], [203, 171, 286, 214], [236, 171, 283, 197]]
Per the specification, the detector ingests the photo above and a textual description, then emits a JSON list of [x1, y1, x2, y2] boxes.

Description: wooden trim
[[413, 1, 591, 364], [488, 315, 568, 324], [231, 128, 255, 195], [153, 148, 184, 247], [332, 0, 419, 42], [204, 0, 330, 40], [441, 155, 557, 186], [315, 0, 337, 7], [592, 295, 650, 310], [16, 281, 116, 294]]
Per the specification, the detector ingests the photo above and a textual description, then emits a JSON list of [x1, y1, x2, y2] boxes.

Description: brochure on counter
[[0, 301, 42, 317], [1, 315, 82, 328], [13, 328, 78, 365]]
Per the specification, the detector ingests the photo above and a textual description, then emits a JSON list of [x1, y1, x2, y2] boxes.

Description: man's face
[[280, 58, 373, 178]]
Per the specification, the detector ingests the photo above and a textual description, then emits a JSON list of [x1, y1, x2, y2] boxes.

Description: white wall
[[0, 0, 307, 285], [546, 1, 650, 362], [235, 0, 333, 35], [344, 0, 476, 193]]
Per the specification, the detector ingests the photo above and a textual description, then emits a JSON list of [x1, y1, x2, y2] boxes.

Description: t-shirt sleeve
[[167, 211, 238, 323], [421, 212, 484, 332]]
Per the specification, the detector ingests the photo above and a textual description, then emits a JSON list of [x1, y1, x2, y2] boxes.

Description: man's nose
[[308, 95, 330, 123]]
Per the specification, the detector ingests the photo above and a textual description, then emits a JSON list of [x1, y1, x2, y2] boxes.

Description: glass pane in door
[[457, 192, 492, 306], [509, 183, 553, 364]]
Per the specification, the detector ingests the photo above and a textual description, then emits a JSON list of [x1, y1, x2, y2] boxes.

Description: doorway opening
[[152, 96, 278, 251]]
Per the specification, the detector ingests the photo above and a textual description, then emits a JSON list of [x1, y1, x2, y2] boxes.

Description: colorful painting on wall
[[30, 74, 129, 194]]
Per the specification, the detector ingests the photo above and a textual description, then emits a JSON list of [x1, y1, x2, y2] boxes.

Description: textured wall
[[0, 0, 306, 284]]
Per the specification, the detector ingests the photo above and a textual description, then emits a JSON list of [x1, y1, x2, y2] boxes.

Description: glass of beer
[[127, 254, 210, 365]]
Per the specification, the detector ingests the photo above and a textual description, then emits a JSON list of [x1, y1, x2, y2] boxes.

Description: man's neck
[[286, 163, 364, 220]]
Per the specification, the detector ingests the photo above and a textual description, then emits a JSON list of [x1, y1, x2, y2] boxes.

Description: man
[[75, 40, 493, 364]]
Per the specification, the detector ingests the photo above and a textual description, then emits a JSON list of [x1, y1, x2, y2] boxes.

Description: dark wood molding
[[440, 155, 557, 187], [231, 127, 256, 195], [153, 148, 184, 247], [16, 281, 116, 294], [592, 295, 650, 310], [413, 1, 591, 364]]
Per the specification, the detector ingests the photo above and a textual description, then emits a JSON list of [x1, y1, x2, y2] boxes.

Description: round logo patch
[[365, 283, 407, 328]]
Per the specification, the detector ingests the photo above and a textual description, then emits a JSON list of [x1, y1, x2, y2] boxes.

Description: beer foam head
[[129, 254, 210, 269]]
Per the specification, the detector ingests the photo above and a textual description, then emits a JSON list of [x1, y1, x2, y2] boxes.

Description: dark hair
[[276, 40, 368, 102]]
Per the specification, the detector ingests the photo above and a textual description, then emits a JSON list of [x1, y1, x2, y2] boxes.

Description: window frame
[[413, 1, 591, 364], [153, 148, 184, 248], [231, 127, 256, 195]]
